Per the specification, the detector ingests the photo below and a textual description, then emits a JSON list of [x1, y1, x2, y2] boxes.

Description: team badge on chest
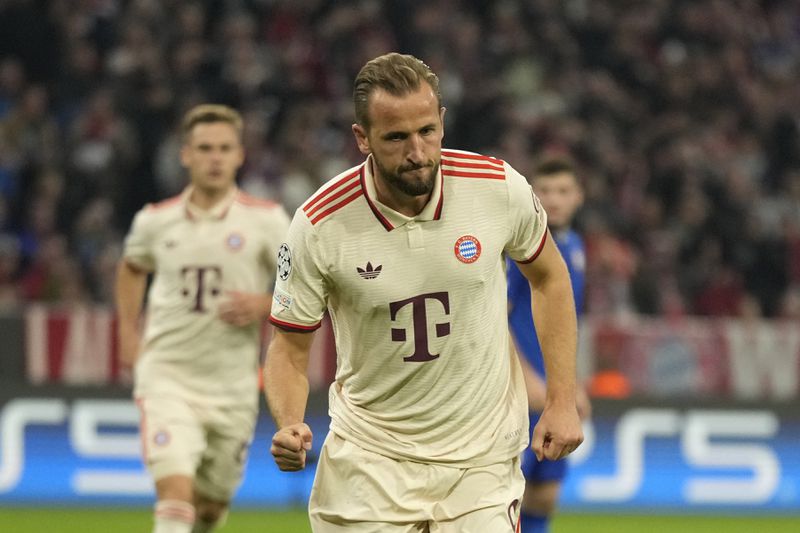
[[153, 429, 171, 447], [226, 232, 245, 251], [454, 235, 481, 263]]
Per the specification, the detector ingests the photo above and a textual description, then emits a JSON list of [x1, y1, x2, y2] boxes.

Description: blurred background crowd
[[1, 0, 799, 320]]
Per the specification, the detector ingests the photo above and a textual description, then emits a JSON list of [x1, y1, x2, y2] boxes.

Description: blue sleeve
[[506, 258, 546, 375], [507, 231, 586, 379], [561, 232, 586, 316]]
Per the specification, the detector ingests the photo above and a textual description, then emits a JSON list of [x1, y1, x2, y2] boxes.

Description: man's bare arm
[[264, 328, 315, 471], [517, 231, 583, 460], [114, 260, 148, 368]]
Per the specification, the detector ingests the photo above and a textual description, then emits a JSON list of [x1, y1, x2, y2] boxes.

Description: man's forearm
[[115, 260, 146, 332], [264, 330, 313, 429], [531, 273, 577, 404]]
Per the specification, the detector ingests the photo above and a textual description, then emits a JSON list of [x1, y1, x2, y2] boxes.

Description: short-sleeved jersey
[[270, 149, 548, 467], [124, 187, 290, 407], [508, 229, 585, 376]]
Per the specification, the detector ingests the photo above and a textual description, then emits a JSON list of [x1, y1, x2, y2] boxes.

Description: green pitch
[[0, 509, 797, 532]]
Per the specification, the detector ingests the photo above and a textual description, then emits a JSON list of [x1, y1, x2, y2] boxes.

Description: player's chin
[[400, 176, 434, 196], [203, 175, 233, 189]]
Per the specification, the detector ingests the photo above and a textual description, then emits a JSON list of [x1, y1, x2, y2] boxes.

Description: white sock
[[153, 499, 195, 533]]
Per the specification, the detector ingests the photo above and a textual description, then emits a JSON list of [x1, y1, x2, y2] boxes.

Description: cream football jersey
[[124, 187, 290, 407], [271, 149, 548, 467]]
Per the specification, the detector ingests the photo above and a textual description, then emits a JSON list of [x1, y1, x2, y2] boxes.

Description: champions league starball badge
[[277, 243, 292, 280], [454, 235, 481, 263]]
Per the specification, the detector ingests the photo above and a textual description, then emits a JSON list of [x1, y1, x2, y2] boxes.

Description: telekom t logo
[[389, 292, 450, 362], [180, 265, 222, 312]]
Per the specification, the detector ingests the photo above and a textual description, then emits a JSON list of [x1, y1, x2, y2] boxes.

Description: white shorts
[[136, 395, 257, 501], [309, 432, 524, 533]]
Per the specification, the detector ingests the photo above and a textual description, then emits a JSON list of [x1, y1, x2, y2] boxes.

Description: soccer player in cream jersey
[[115, 104, 289, 533], [265, 53, 583, 532]]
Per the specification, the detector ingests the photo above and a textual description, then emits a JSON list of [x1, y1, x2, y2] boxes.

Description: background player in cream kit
[[264, 53, 583, 532], [115, 104, 290, 533]]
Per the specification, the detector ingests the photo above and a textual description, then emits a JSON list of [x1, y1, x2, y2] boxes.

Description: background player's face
[[353, 84, 445, 197], [533, 171, 583, 230], [180, 121, 244, 194]]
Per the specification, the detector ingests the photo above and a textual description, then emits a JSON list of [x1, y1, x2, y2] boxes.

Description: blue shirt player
[[507, 157, 590, 533]]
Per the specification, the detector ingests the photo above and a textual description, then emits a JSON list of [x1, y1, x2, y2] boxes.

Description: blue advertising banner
[[561, 407, 800, 512], [0, 397, 798, 513]]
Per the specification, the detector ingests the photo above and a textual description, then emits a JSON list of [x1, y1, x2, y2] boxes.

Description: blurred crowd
[[1, 0, 799, 319]]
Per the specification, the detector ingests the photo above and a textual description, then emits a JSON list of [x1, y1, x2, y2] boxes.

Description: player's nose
[[405, 134, 426, 164]]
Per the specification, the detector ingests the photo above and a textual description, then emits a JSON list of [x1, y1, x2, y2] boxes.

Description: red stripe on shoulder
[[444, 160, 504, 171], [147, 195, 182, 211], [303, 168, 362, 214], [269, 316, 322, 332], [442, 169, 506, 180], [309, 189, 364, 225], [305, 178, 361, 218], [442, 149, 504, 167], [441, 151, 506, 180], [236, 192, 278, 209]]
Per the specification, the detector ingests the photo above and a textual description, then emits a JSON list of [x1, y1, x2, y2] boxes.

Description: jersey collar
[[360, 154, 444, 231], [182, 185, 238, 220]]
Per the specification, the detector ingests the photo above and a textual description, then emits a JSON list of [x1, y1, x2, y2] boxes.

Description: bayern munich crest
[[226, 232, 245, 251], [454, 235, 481, 263], [153, 430, 171, 447]]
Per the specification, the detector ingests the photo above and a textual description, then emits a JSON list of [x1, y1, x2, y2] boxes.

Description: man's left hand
[[531, 400, 584, 461]]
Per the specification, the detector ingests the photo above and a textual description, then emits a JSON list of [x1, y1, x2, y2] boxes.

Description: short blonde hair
[[353, 53, 441, 128], [181, 104, 243, 142]]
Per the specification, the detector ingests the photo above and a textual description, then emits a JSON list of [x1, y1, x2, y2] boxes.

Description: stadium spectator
[[115, 104, 290, 533]]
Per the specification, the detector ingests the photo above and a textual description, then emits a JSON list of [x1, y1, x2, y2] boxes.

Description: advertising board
[[1, 396, 798, 512]]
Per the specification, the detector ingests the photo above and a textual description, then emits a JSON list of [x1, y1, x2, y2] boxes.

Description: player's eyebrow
[[196, 141, 235, 150], [380, 122, 438, 141]]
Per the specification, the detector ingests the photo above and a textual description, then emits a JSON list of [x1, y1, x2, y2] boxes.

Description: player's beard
[[374, 157, 439, 197]]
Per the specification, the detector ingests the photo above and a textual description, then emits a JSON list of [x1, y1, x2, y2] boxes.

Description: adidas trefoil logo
[[357, 262, 382, 280]]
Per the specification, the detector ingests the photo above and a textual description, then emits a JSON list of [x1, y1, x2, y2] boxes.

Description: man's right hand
[[271, 423, 313, 471]]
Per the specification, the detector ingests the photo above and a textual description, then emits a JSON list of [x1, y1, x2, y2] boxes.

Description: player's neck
[[189, 185, 235, 211]]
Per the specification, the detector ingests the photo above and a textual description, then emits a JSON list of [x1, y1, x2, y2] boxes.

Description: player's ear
[[352, 123, 371, 155]]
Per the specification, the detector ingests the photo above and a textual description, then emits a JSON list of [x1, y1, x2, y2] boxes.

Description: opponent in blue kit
[[507, 158, 591, 533]]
